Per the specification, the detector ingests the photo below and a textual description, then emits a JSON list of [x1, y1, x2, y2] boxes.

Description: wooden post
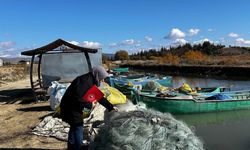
[[84, 52, 92, 72], [38, 54, 42, 87], [30, 55, 38, 101]]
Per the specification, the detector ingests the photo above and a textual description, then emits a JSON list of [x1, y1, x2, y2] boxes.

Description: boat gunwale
[[136, 92, 250, 103]]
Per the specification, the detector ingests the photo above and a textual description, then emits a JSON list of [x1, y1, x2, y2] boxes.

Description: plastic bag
[[100, 85, 127, 104]]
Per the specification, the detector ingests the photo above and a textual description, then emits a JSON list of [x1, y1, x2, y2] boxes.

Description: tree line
[[104, 41, 250, 61], [130, 41, 225, 60]]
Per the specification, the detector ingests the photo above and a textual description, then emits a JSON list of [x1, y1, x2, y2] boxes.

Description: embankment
[[120, 64, 250, 79]]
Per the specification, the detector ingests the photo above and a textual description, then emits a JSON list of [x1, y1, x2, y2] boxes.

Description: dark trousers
[[68, 125, 83, 150]]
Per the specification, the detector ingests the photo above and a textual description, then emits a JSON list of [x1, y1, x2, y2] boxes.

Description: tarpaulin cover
[[41, 51, 101, 88]]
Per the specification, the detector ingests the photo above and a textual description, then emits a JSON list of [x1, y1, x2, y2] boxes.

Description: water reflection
[[171, 76, 250, 150], [131, 71, 250, 149], [175, 109, 250, 126], [172, 76, 250, 91]]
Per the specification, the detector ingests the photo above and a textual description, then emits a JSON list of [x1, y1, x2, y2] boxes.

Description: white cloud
[[165, 28, 185, 39], [135, 43, 141, 47], [145, 36, 153, 42], [0, 54, 11, 57], [0, 48, 19, 58], [219, 37, 226, 43], [202, 38, 211, 42], [0, 41, 15, 49], [120, 39, 141, 47], [194, 38, 213, 44], [228, 32, 239, 38], [0, 45, 37, 58], [188, 28, 200, 36], [236, 38, 250, 45], [109, 43, 118, 47], [108, 39, 141, 49], [81, 41, 101, 49], [68, 40, 101, 48], [68, 40, 80, 45], [208, 28, 213, 32], [1, 48, 16, 52], [0, 41, 18, 58], [174, 38, 187, 45], [121, 39, 136, 45]]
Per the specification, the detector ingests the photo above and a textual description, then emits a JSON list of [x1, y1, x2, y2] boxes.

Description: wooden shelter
[[21, 39, 99, 101]]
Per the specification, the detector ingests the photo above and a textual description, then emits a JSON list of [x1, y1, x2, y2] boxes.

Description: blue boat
[[109, 75, 173, 95], [112, 67, 129, 73]]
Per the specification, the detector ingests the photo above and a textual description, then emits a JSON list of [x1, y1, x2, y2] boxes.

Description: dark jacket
[[60, 72, 114, 126]]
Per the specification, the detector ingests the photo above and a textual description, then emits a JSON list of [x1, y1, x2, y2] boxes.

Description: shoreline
[[120, 64, 250, 80]]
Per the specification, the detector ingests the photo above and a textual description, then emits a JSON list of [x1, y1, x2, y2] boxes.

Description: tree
[[102, 54, 109, 63], [114, 50, 129, 60]]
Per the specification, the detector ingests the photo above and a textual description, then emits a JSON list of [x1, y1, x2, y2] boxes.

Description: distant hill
[[217, 47, 250, 55], [0, 57, 30, 63], [0, 57, 39, 64], [1, 53, 115, 64], [103, 53, 115, 59]]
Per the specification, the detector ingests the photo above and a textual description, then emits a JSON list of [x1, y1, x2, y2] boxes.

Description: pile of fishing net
[[90, 109, 203, 150]]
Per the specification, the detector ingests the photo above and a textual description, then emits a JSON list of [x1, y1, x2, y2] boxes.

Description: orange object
[[83, 85, 104, 102]]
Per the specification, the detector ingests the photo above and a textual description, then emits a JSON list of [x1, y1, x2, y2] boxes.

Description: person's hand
[[113, 106, 119, 112]]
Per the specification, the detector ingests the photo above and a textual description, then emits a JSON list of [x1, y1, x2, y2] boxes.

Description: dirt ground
[[0, 78, 67, 149]]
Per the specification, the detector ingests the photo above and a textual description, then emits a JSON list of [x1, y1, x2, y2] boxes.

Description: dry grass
[[123, 54, 250, 67], [155, 54, 180, 65], [0, 64, 28, 82], [197, 55, 250, 66], [181, 51, 207, 65], [0, 64, 40, 87]]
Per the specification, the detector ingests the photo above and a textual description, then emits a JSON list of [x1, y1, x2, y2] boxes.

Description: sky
[[0, 0, 250, 57]]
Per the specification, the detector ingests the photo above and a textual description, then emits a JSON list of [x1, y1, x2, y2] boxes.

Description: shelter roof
[[21, 39, 98, 56]]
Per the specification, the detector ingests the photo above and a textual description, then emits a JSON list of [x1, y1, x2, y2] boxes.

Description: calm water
[[130, 70, 250, 149], [172, 76, 250, 150], [172, 76, 250, 91]]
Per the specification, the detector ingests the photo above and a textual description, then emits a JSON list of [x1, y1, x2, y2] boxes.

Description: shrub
[[114, 50, 129, 60], [149, 56, 158, 60], [157, 54, 180, 65], [183, 51, 205, 60], [182, 51, 207, 64], [0, 64, 28, 83]]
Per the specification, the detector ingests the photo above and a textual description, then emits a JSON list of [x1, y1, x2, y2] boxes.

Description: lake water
[[128, 70, 250, 149], [172, 76, 250, 150], [172, 76, 250, 91]]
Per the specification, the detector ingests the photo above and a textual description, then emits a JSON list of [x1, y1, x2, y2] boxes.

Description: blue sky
[[0, 0, 250, 57]]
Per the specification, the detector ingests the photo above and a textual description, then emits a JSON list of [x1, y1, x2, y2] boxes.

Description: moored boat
[[198, 89, 250, 97], [197, 87, 229, 93], [112, 67, 129, 73], [110, 76, 173, 95], [131, 90, 250, 114]]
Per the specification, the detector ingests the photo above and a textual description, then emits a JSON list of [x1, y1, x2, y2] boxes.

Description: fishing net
[[90, 109, 204, 150], [143, 81, 161, 91]]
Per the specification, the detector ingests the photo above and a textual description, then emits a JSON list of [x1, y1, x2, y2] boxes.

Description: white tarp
[[32, 116, 70, 141], [41, 51, 102, 87], [48, 81, 70, 110]]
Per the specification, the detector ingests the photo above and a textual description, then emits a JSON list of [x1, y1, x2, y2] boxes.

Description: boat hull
[[132, 92, 250, 114]]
